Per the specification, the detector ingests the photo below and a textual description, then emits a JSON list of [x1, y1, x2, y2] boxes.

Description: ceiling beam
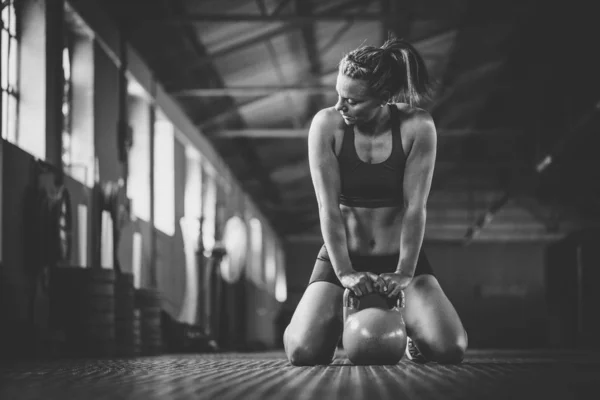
[[139, 13, 403, 24], [184, 25, 300, 74], [271, 0, 293, 16], [297, 0, 321, 77], [168, 0, 373, 75], [296, 0, 327, 117], [213, 127, 524, 138], [158, 0, 282, 207], [194, 28, 478, 129], [173, 85, 336, 98], [256, 0, 302, 129]]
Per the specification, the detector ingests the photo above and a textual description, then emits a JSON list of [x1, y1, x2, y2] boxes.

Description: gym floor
[[1, 349, 598, 399]]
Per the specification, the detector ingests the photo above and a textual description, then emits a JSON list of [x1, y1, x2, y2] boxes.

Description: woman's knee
[[433, 338, 467, 365], [418, 330, 468, 365], [285, 327, 337, 366], [409, 274, 439, 294], [283, 282, 344, 366]]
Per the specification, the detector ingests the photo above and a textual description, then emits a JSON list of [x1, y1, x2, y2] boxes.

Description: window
[[185, 146, 202, 220], [249, 218, 263, 284], [62, 34, 73, 168], [62, 5, 94, 185], [153, 112, 175, 236], [178, 146, 203, 324], [132, 231, 143, 289], [275, 246, 287, 303], [1, 0, 18, 143], [265, 236, 277, 288], [202, 171, 216, 252], [127, 78, 151, 220]]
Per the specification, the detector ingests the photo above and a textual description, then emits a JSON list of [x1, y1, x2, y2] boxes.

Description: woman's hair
[[338, 36, 431, 106]]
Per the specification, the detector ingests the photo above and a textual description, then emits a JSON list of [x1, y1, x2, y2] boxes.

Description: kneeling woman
[[283, 37, 468, 365]]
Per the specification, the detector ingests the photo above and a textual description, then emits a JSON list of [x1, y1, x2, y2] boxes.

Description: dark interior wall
[[1, 144, 40, 338], [0, 143, 89, 355], [284, 239, 553, 349], [0, 0, 68, 356], [236, 207, 285, 349], [155, 137, 186, 319], [425, 242, 550, 348], [135, 219, 154, 289], [155, 229, 185, 318], [45, 0, 63, 165], [244, 279, 282, 349], [0, 140, 4, 264], [93, 43, 121, 182], [282, 240, 322, 306]]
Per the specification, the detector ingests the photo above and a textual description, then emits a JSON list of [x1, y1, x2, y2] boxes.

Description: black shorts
[[308, 245, 435, 288]]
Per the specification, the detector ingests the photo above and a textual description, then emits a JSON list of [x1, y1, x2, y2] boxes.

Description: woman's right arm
[[308, 109, 353, 277], [308, 109, 381, 296]]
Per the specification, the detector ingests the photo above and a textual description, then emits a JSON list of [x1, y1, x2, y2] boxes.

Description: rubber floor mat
[[1, 350, 598, 399]]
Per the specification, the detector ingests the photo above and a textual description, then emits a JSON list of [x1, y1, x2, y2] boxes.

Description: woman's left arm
[[395, 110, 437, 284]]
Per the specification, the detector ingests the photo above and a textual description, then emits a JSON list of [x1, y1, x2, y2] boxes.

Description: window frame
[[1, 0, 20, 143], [61, 28, 74, 167]]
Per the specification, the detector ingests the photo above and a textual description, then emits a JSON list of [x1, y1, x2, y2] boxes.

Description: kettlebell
[[342, 289, 407, 365]]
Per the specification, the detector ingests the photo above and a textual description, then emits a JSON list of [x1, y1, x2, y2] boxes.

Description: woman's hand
[[339, 271, 386, 297], [379, 273, 412, 298]]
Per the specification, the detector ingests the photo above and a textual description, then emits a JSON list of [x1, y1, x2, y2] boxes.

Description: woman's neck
[[355, 105, 390, 137]]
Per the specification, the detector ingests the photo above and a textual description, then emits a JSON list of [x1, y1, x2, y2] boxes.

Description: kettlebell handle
[[343, 288, 405, 311]]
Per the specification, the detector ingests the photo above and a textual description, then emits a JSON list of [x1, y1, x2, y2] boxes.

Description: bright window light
[[202, 172, 217, 252], [265, 238, 277, 288], [275, 247, 287, 303], [61, 11, 95, 186], [249, 218, 263, 284], [1, 1, 18, 143], [153, 115, 175, 236], [127, 81, 151, 221], [185, 146, 202, 220]]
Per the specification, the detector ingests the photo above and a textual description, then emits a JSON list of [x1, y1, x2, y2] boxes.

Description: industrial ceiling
[[101, 0, 600, 243]]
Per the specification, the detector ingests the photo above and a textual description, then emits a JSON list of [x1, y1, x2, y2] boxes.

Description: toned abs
[[332, 104, 410, 256]]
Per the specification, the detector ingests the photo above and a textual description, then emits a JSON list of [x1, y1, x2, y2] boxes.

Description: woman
[[283, 37, 468, 365]]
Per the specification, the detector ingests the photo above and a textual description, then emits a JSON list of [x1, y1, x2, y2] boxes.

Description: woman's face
[[334, 73, 384, 125]]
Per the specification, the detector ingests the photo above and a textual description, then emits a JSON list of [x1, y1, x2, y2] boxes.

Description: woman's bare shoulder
[[393, 103, 433, 125], [309, 107, 346, 147], [393, 103, 436, 152], [311, 107, 346, 130]]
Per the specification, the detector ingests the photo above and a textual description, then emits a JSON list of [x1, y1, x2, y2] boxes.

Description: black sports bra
[[337, 105, 406, 208]]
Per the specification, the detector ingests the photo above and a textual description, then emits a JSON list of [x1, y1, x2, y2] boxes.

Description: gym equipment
[[49, 267, 116, 357], [220, 215, 247, 284], [114, 272, 136, 356], [342, 289, 407, 365], [135, 288, 163, 355]]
